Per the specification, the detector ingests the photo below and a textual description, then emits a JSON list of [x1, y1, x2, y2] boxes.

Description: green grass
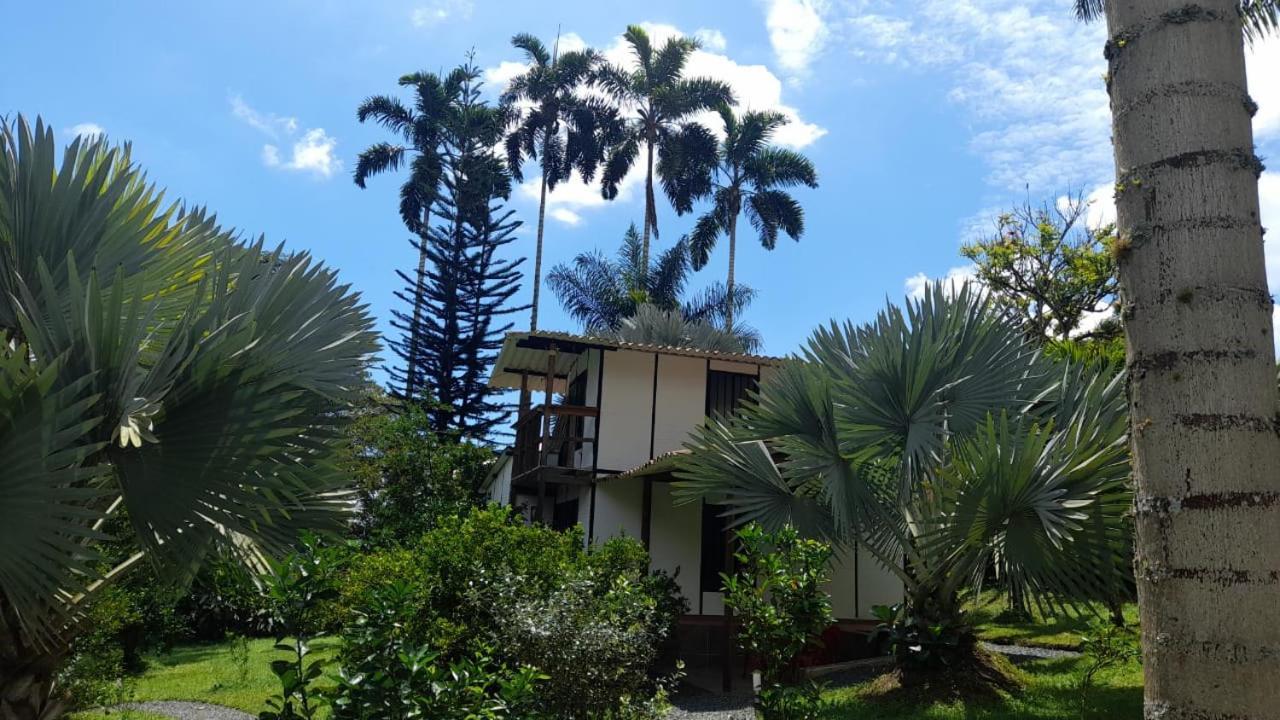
[[68, 636, 338, 720], [965, 591, 1140, 650], [821, 655, 1142, 719]]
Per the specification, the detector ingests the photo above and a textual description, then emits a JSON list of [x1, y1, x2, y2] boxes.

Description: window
[[552, 497, 580, 532], [700, 502, 728, 594], [705, 369, 758, 419]]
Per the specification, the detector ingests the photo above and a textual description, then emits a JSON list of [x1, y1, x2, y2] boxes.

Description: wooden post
[[640, 477, 653, 551], [721, 529, 735, 693], [535, 346, 557, 524]]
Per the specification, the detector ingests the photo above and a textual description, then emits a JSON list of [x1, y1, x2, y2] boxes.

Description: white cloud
[[904, 264, 977, 300], [68, 122, 105, 139], [763, 0, 831, 78], [410, 0, 472, 27], [695, 28, 728, 52], [232, 95, 338, 179], [1248, 36, 1280, 141], [550, 208, 582, 226]]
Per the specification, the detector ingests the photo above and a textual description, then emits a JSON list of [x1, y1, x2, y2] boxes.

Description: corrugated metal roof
[[488, 330, 788, 390], [601, 449, 690, 482]]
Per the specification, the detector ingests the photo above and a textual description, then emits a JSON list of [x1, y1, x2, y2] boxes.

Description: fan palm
[[613, 304, 759, 354], [594, 25, 735, 269], [674, 284, 1130, 678], [1073, 1, 1279, 712], [546, 222, 755, 335], [0, 118, 377, 719], [502, 33, 611, 331], [355, 69, 463, 398], [683, 106, 817, 330]]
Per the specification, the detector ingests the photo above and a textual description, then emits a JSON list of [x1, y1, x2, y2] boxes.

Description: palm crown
[[683, 105, 817, 329], [595, 25, 735, 267]]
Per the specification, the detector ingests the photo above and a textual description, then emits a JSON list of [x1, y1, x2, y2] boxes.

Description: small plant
[[258, 535, 339, 720], [722, 524, 834, 719], [1077, 621, 1141, 718], [227, 633, 251, 685], [870, 602, 971, 670]]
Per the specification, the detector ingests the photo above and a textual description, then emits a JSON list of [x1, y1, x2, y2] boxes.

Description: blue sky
[[4, 0, 1278, 371]]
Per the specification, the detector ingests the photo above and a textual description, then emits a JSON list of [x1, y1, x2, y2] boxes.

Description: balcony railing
[[512, 403, 600, 478]]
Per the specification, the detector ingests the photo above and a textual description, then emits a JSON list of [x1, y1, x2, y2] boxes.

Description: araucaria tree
[[683, 106, 817, 330], [402, 62, 527, 440], [0, 117, 377, 719], [354, 69, 460, 399], [502, 33, 610, 331], [547, 222, 757, 339], [676, 285, 1131, 687], [1075, 1, 1280, 715], [595, 25, 735, 268]]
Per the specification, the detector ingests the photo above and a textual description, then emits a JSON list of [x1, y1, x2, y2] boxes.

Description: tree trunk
[[531, 172, 548, 333], [1, 595, 69, 720], [726, 211, 738, 332], [1104, 1, 1280, 717], [643, 139, 656, 271]]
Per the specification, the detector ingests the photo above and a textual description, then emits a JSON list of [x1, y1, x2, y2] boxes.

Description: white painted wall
[[488, 454, 513, 504], [652, 354, 707, 457], [648, 483, 701, 608], [592, 477, 644, 541], [856, 545, 904, 617], [596, 349, 657, 473]]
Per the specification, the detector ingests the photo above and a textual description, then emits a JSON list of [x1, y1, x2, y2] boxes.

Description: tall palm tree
[[354, 69, 462, 399], [595, 25, 735, 269], [684, 106, 817, 330], [546, 222, 756, 336], [0, 118, 377, 719], [676, 284, 1130, 682], [502, 33, 610, 332], [1075, 1, 1280, 714]]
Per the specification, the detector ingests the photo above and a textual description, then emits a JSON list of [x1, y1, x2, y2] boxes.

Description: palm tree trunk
[[726, 212, 737, 332], [1104, 1, 1280, 716], [643, 140, 656, 270], [1, 594, 69, 720], [531, 171, 548, 333]]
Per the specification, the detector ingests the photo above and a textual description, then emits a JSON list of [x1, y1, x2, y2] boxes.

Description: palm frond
[[511, 32, 551, 67], [353, 142, 406, 189], [355, 95, 415, 138]]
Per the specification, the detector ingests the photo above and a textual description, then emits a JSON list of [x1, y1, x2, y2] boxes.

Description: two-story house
[[484, 330, 901, 689]]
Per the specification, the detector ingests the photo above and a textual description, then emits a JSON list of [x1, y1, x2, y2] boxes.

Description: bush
[[335, 506, 685, 718], [178, 558, 275, 641]]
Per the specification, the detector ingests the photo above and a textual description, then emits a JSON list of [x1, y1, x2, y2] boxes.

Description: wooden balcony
[[512, 403, 600, 483]]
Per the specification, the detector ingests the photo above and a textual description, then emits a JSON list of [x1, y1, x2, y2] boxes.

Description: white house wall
[[647, 483, 701, 608], [488, 455, 513, 505], [856, 546, 904, 617], [596, 349, 657, 473], [652, 355, 707, 457], [592, 476, 644, 541]]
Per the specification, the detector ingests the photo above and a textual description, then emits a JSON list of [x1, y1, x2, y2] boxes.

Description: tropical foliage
[[675, 284, 1131, 678], [502, 33, 613, 330], [594, 25, 735, 266], [0, 117, 376, 718], [614, 304, 760, 353], [681, 106, 817, 329], [547, 222, 755, 333]]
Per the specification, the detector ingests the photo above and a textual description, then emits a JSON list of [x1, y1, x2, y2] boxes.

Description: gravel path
[[980, 641, 1082, 660], [113, 701, 254, 720]]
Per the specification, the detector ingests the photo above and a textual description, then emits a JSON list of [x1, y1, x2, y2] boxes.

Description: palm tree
[[613, 304, 758, 354], [684, 106, 817, 330], [595, 25, 735, 269], [675, 284, 1130, 683], [1074, 1, 1280, 713], [354, 69, 462, 399], [546, 222, 756, 335], [0, 118, 377, 719], [502, 33, 610, 332]]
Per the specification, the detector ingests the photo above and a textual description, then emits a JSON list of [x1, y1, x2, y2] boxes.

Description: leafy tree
[[343, 396, 492, 546], [595, 25, 735, 268], [547, 222, 755, 332], [502, 33, 611, 331], [354, 69, 463, 399], [402, 62, 527, 438], [960, 193, 1119, 351], [683, 106, 817, 330], [676, 285, 1130, 687], [1074, 2, 1279, 713], [614, 304, 760, 353], [0, 117, 376, 719]]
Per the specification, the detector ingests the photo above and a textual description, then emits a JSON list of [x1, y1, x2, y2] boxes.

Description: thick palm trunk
[[642, 140, 656, 270], [1, 595, 68, 720], [1104, 1, 1280, 717]]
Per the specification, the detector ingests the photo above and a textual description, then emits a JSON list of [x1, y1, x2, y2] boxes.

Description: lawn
[[965, 591, 1140, 650], [69, 636, 339, 720]]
